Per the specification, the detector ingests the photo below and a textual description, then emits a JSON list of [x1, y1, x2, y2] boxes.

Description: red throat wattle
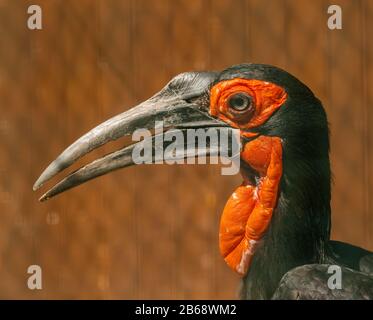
[[219, 136, 283, 275], [209, 79, 286, 276]]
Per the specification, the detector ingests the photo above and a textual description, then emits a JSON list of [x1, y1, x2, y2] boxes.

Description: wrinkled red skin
[[219, 136, 283, 275], [210, 79, 287, 276]]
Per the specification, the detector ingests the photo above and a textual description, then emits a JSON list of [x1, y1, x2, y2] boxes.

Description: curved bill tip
[[33, 173, 46, 191], [33, 180, 43, 191], [33, 161, 66, 191]]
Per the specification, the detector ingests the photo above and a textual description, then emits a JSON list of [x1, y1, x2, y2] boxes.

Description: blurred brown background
[[0, 0, 372, 299]]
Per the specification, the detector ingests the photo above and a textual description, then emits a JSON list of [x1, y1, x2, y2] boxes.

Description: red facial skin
[[209, 79, 287, 276]]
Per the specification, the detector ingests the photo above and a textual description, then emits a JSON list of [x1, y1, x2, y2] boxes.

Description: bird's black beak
[[33, 71, 234, 201]]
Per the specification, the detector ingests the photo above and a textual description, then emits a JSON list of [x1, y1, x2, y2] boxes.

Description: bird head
[[34, 63, 331, 277]]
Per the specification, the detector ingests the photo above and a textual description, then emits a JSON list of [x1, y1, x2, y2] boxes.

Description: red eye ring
[[209, 79, 287, 130]]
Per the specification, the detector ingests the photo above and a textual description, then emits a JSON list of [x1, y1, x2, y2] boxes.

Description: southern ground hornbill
[[33, 64, 373, 299]]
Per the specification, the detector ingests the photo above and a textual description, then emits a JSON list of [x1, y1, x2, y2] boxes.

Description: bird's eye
[[227, 92, 253, 112]]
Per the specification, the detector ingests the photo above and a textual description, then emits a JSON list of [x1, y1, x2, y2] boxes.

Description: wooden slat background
[[0, 0, 372, 299]]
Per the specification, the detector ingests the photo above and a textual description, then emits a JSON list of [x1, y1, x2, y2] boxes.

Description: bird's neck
[[240, 140, 331, 299]]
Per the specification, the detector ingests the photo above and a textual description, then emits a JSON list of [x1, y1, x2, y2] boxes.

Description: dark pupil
[[229, 94, 250, 111]]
